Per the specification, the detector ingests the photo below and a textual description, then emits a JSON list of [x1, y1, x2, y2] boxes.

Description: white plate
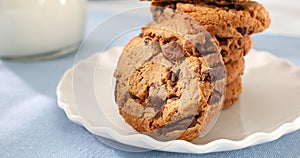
[[57, 47, 300, 154]]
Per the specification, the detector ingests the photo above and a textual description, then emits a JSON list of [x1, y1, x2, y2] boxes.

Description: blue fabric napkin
[[0, 8, 300, 158]]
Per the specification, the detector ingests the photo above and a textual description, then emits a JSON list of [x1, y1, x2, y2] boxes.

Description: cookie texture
[[218, 36, 252, 63], [115, 15, 226, 141], [225, 58, 244, 84], [224, 76, 242, 109], [151, 1, 271, 37]]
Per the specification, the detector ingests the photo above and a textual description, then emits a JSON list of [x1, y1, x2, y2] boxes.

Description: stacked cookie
[[144, 0, 271, 108]]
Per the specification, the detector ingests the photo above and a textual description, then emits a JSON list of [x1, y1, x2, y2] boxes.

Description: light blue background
[[1, 6, 300, 158]]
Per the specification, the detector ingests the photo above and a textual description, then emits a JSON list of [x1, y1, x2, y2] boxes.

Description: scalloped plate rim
[[56, 48, 300, 154]]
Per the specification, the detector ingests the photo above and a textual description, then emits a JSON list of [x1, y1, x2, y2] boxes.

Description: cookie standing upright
[[114, 14, 226, 141]]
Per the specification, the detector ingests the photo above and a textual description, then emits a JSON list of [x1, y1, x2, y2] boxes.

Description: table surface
[[1, 1, 300, 157]]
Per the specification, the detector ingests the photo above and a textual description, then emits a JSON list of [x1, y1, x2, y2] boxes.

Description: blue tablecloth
[[1, 3, 300, 158]]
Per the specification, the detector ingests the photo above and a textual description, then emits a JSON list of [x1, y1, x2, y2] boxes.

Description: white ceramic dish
[[57, 47, 300, 154]]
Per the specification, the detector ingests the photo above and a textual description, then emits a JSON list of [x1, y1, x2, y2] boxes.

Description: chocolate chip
[[161, 116, 198, 134], [210, 67, 226, 82], [170, 70, 180, 86], [154, 110, 163, 119], [170, 81, 176, 87], [201, 70, 211, 81], [248, 30, 254, 35], [208, 90, 222, 105], [170, 82, 176, 87], [168, 96, 179, 100], [188, 117, 197, 128], [147, 84, 167, 110], [236, 27, 246, 36], [139, 32, 144, 37], [202, 51, 214, 56], [165, 3, 176, 10], [217, 37, 228, 45], [195, 39, 217, 56], [144, 37, 151, 45], [195, 43, 202, 50], [148, 96, 165, 110], [183, 40, 193, 51], [194, 33, 206, 45], [221, 50, 227, 57], [171, 72, 178, 82], [201, 66, 225, 82], [161, 41, 185, 64]]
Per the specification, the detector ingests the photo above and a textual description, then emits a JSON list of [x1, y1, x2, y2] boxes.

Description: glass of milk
[[0, 0, 86, 61]]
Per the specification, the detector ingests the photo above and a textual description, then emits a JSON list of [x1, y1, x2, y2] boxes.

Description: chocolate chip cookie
[[114, 15, 226, 141], [151, 1, 271, 37]]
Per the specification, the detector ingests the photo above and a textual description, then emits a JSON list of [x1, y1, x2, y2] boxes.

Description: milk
[[0, 0, 86, 58]]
